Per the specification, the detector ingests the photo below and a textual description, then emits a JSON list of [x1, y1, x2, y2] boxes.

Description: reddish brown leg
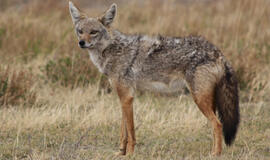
[[193, 91, 222, 156], [115, 83, 136, 155], [116, 114, 128, 155]]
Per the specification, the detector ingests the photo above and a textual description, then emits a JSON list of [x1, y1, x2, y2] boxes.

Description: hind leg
[[192, 91, 222, 156]]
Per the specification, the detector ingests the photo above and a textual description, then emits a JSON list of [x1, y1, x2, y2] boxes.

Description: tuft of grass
[[41, 54, 99, 89], [0, 66, 36, 106], [40, 53, 111, 91]]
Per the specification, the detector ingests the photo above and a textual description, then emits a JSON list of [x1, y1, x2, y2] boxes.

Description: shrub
[[41, 54, 102, 89], [0, 66, 36, 106]]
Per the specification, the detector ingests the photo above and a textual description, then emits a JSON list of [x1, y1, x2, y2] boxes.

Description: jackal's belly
[[137, 78, 186, 93]]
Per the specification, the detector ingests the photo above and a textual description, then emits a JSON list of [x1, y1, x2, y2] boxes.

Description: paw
[[211, 150, 221, 156], [126, 143, 135, 154], [114, 148, 126, 156]]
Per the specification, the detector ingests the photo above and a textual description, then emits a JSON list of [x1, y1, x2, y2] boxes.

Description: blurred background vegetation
[[0, 0, 269, 104], [0, 0, 270, 159]]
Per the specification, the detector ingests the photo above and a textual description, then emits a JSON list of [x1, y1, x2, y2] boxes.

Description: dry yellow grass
[[0, 0, 270, 159], [1, 84, 270, 159]]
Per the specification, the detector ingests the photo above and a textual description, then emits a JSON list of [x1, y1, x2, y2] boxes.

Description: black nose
[[79, 40, 85, 47]]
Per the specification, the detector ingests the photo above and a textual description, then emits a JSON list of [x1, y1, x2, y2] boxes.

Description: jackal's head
[[69, 1, 116, 50]]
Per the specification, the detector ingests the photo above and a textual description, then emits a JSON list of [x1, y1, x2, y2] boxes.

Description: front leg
[[115, 112, 127, 155], [115, 82, 136, 155]]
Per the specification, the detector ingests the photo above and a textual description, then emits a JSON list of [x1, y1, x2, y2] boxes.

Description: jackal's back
[[111, 34, 223, 91], [137, 36, 221, 74], [98, 32, 226, 92]]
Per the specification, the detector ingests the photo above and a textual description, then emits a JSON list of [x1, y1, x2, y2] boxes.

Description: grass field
[[0, 0, 270, 159]]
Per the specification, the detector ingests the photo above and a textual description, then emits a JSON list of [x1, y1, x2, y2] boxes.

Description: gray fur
[[91, 30, 224, 93], [69, 1, 83, 24], [99, 3, 117, 27], [69, 2, 240, 153]]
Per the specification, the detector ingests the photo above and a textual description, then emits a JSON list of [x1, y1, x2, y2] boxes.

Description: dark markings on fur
[[215, 63, 240, 145], [177, 37, 221, 88], [123, 36, 141, 77], [72, 14, 240, 153], [93, 30, 228, 94], [225, 64, 233, 84], [152, 44, 163, 54]]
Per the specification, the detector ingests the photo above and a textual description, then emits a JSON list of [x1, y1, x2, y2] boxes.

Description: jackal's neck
[[111, 30, 140, 46]]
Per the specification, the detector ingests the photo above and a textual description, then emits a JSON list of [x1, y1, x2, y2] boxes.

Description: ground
[[1, 85, 270, 159]]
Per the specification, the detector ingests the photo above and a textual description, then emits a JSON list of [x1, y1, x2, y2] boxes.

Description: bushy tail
[[215, 64, 240, 146]]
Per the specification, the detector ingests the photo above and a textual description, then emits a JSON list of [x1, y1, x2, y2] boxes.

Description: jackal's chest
[[88, 51, 104, 73]]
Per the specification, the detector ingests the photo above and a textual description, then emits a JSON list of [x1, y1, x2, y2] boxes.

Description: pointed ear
[[69, 1, 85, 24], [99, 3, 117, 27]]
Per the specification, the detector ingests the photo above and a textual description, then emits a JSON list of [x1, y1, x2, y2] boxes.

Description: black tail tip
[[224, 134, 234, 146], [223, 123, 239, 146]]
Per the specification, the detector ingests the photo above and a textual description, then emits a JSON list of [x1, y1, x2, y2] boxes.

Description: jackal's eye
[[90, 30, 99, 35], [77, 29, 83, 34]]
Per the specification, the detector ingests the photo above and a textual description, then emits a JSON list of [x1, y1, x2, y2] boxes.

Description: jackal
[[69, 2, 240, 156]]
